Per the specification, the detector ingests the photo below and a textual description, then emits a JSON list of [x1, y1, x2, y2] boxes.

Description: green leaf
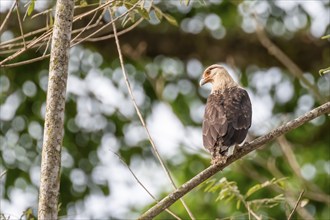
[[300, 199, 309, 207], [248, 194, 285, 210], [122, 13, 132, 27], [129, 12, 136, 23], [319, 67, 330, 75], [49, 12, 53, 27], [22, 207, 36, 220], [79, 0, 88, 6], [27, 0, 35, 16], [204, 179, 216, 192], [153, 6, 163, 21], [236, 200, 241, 209], [245, 178, 287, 198], [246, 184, 262, 198], [137, 8, 150, 20], [124, 0, 139, 9], [163, 13, 178, 26], [321, 35, 330, 39]]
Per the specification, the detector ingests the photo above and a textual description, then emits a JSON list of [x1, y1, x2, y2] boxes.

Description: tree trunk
[[38, 0, 74, 219]]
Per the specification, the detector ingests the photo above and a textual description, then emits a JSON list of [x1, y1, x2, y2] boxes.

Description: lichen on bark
[[38, 0, 75, 219]]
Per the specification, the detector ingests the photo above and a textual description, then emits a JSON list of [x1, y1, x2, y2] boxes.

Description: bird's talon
[[211, 155, 227, 165]]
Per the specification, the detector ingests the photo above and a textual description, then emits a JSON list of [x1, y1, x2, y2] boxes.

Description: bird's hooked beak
[[199, 78, 206, 86], [200, 64, 223, 86], [199, 76, 212, 86]]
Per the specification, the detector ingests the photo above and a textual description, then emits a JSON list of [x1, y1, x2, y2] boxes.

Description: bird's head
[[199, 64, 237, 91]]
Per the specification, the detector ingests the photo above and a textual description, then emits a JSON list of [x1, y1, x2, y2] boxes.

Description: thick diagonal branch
[[139, 102, 330, 219]]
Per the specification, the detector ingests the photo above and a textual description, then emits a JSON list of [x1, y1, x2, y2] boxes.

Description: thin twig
[[1, 18, 141, 68], [253, 14, 325, 104], [0, 1, 113, 64], [278, 137, 317, 185], [0, 54, 50, 68], [71, 1, 141, 47], [251, 156, 315, 220], [0, 26, 49, 48], [288, 190, 305, 220], [238, 162, 314, 220], [72, 0, 115, 22], [0, 0, 137, 66], [0, 2, 103, 49], [0, 170, 7, 178], [36, 34, 50, 53], [277, 136, 303, 179], [30, 2, 100, 20], [15, 0, 27, 49], [0, 29, 52, 65], [109, 7, 196, 220], [43, 36, 51, 56], [239, 164, 310, 220], [111, 151, 182, 220], [0, 48, 19, 55], [277, 136, 330, 204], [83, 18, 143, 42], [226, 180, 261, 220], [0, 19, 100, 51], [0, 1, 16, 34], [95, 7, 107, 24], [71, 10, 99, 43], [138, 102, 330, 219]]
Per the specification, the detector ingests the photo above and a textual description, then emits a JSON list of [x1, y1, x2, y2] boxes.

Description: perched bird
[[200, 64, 252, 164]]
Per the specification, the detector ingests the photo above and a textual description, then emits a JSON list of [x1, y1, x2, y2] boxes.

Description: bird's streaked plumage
[[200, 64, 252, 164]]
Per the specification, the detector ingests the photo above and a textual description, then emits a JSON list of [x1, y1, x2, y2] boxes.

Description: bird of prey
[[200, 64, 252, 164]]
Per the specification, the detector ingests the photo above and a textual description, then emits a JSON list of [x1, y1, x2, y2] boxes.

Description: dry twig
[[15, 0, 26, 49], [288, 190, 305, 220], [0, 1, 16, 33], [109, 7, 195, 220], [253, 14, 325, 104], [238, 162, 314, 220], [139, 102, 330, 219], [0, 0, 139, 67], [111, 151, 182, 220]]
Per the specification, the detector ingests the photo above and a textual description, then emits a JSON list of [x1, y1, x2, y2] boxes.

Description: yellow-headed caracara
[[200, 64, 252, 164]]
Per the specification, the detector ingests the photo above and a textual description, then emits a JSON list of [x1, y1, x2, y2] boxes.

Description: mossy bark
[[38, 0, 74, 219]]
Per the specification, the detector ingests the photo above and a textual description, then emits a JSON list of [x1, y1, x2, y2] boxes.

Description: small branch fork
[[139, 102, 330, 219]]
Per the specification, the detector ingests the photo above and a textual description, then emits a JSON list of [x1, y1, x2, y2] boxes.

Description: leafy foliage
[[204, 177, 286, 218]]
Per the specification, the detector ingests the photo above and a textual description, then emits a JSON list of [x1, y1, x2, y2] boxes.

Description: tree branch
[[38, 0, 75, 219], [139, 102, 330, 219], [253, 14, 325, 104], [0, 1, 16, 34]]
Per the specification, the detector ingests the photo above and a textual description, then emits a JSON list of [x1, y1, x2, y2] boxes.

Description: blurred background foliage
[[0, 0, 329, 219]]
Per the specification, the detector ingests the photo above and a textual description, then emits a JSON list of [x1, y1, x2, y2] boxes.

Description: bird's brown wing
[[222, 87, 252, 146], [202, 92, 227, 151], [202, 87, 252, 151]]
